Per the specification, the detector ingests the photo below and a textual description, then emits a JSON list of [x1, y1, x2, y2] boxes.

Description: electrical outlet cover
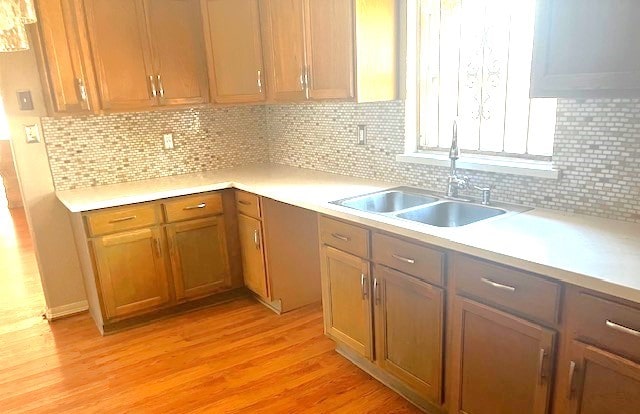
[[163, 133, 174, 150], [24, 124, 39, 143]]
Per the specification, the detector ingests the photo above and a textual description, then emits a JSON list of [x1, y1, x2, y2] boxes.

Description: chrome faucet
[[446, 120, 493, 205]]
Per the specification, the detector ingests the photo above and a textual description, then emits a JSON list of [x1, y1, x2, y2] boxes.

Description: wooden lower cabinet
[[449, 298, 555, 414], [92, 226, 170, 319], [320, 245, 373, 360], [166, 216, 230, 301], [374, 265, 444, 404], [564, 340, 640, 414], [237, 213, 269, 299]]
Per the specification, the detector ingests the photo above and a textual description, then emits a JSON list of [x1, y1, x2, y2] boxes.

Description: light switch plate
[[163, 133, 174, 150], [24, 124, 40, 143]]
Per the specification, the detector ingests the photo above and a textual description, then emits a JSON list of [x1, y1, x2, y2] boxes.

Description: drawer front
[[319, 216, 369, 258], [372, 233, 444, 287], [236, 191, 261, 218], [85, 204, 161, 237], [454, 255, 561, 325], [573, 292, 640, 362], [164, 193, 223, 223]]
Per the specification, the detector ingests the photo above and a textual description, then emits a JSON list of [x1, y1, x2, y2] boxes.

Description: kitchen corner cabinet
[[235, 191, 322, 313], [33, 0, 99, 115], [201, 0, 266, 104], [70, 190, 241, 334], [84, 0, 208, 111], [531, 0, 640, 98], [260, 0, 397, 103]]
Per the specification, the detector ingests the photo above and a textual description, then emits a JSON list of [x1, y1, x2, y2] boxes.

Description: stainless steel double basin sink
[[332, 187, 526, 228]]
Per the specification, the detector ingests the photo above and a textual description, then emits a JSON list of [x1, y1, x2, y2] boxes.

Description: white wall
[[0, 48, 87, 316]]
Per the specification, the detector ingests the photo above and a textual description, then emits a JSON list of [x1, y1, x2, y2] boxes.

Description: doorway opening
[[0, 96, 46, 333]]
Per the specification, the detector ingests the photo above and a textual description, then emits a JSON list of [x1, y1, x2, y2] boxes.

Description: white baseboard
[[45, 300, 89, 321]]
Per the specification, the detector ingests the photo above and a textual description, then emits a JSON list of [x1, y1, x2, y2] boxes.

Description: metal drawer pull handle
[[373, 278, 380, 305], [253, 229, 260, 249], [481, 277, 516, 292], [392, 254, 415, 264], [238, 200, 252, 206], [183, 203, 206, 210], [567, 361, 577, 399], [537, 348, 547, 385], [331, 233, 350, 242], [109, 215, 137, 224], [149, 75, 157, 97], [605, 320, 640, 337], [361, 274, 368, 300], [157, 74, 164, 98]]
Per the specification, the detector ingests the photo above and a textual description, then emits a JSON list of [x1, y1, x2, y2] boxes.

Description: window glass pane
[[417, 0, 556, 158]]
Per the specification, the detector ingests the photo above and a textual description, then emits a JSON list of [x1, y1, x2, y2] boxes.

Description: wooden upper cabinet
[[320, 245, 373, 360], [531, 0, 640, 97], [84, 0, 157, 110], [260, 0, 307, 101], [304, 0, 354, 100], [34, 0, 98, 114], [564, 341, 640, 414], [202, 0, 265, 104], [92, 226, 170, 319], [146, 0, 209, 106], [84, 0, 208, 110], [374, 265, 444, 405], [449, 298, 555, 414], [260, 0, 397, 102]]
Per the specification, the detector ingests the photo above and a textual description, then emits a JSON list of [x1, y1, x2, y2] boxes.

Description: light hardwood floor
[[0, 206, 421, 413]]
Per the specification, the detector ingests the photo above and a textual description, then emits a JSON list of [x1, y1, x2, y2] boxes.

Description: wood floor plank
[[0, 207, 421, 413]]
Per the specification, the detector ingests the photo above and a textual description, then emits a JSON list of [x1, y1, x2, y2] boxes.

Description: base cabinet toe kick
[[318, 214, 640, 414]]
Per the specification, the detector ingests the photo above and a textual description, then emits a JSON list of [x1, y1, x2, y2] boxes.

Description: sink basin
[[395, 201, 506, 227], [336, 190, 439, 213]]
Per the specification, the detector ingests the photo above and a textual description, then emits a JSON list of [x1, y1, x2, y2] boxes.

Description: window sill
[[396, 152, 560, 179]]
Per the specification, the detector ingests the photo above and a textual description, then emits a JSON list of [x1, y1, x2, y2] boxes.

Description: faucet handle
[[472, 184, 493, 205]]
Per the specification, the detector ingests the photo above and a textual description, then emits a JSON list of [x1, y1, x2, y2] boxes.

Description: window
[[414, 0, 557, 159]]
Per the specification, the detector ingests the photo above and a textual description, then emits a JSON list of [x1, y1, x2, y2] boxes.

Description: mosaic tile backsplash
[[43, 105, 268, 190], [43, 98, 640, 223], [265, 99, 640, 223]]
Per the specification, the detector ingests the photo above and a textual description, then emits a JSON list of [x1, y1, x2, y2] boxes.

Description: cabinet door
[[565, 341, 640, 414], [202, 0, 265, 104], [374, 265, 444, 404], [92, 227, 170, 319], [35, 0, 96, 113], [320, 245, 373, 360], [237, 213, 269, 299], [531, 0, 640, 97], [260, 0, 307, 101], [146, 0, 209, 106], [449, 297, 555, 414], [304, 0, 354, 100], [166, 216, 230, 301], [84, 0, 157, 110]]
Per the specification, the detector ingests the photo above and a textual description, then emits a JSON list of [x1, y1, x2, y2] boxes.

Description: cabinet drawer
[[236, 191, 261, 218], [573, 292, 640, 362], [319, 216, 369, 258], [454, 255, 561, 325], [85, 204, 161, 237], [372, 233, 444, 287], [163, 193, 223, 223]]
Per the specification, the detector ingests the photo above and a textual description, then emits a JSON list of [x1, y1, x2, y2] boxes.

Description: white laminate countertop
[[56, 163, 640, 304]]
